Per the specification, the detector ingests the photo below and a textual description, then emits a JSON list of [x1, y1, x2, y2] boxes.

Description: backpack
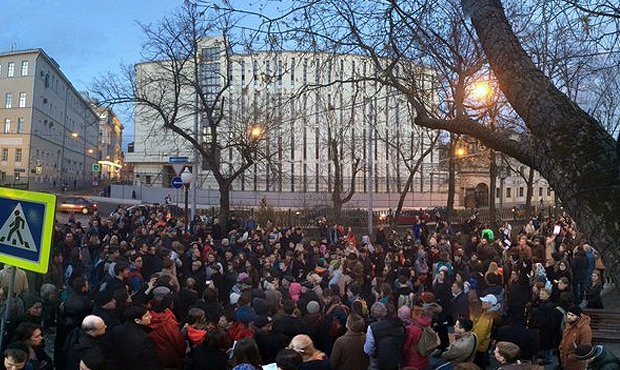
[[415, 324, 440, 357], [328, 304, 350, 338]]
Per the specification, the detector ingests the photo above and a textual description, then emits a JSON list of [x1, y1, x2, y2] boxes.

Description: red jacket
[[402, 316, 433, 370], [227, 321, 254, 342], [148, 309, 186, 368]]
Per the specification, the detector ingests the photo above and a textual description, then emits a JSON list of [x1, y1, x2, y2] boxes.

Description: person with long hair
[[585, 271, 603, 309], [232, 339, 262, 370], [11, 322, 52, 370]]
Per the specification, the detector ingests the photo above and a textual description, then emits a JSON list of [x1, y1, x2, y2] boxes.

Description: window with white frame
[[15, 148, 22, 162], [21, 61, 28, 76], [506, 187, 512, 198], [519, 187, 524, 197], [17, 118, 24, 133], [3, 119, 9, 134], [5, 93, 12, 108], [1, 148, 7, 161], [18, 92, 26, 108], [7, 62, 14, 77]]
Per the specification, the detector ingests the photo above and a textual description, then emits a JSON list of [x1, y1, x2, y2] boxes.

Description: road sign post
[[171, 177, 183, 189], [0, 188, 55, 349]]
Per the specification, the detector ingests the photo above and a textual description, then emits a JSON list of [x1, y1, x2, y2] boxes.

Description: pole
[[0, 266, 17, 350], [367, 101, 374, 236], [184, 184, 190, 232]]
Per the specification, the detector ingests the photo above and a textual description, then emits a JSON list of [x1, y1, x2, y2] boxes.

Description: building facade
[[93, 105, 123, 180], [127, 38, 447, 209], [450, 139, 556, 210], [0, 49, 100, 190]]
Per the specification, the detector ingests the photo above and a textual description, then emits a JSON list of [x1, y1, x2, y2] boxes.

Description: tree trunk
[[395, 171, 415, 220], [463, 0, 620, 270], [489, 149, 497, 226], [219, 183, 231, 233], [447, 141, 456, 220], [525, 166, 534, 217]]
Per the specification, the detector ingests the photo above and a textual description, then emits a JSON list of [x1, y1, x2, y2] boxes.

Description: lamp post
[[181, 167, 193, 232], [471, 80, 498, 225]]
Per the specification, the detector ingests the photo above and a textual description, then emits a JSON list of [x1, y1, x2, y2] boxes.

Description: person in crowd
[[401, 305, 435, 370], [275, 348, 303, 370], [66, 315, 108, 370], [288, 334, 330, 370], [585, 270, 604, 309], [232, 339, 263, 370], [185, 329, 231, 370], [330, 314, 368, 370], [472, 294, 498, 369], [559, 305, 593, 370], [2, 341, 33, 370], [147, 286, 186, 368], [575, 344, 620, 370], [109, 304, 163, 370], [10, 323, 52, 370], [494, 341, 531, 369], [439, 318, 478, 368], [364, 302, 405, 370]]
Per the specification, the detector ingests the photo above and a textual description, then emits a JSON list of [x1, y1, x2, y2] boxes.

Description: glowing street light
[[471, 80, 493, 102], [455, 147, 467, 158], [249, 125, 264, 141], [70, 132, 79, 138], [87, 149, 94, 154]]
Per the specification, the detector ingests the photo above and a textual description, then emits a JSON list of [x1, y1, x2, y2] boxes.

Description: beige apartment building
[[0, 49, 100, 190], [93, 105, 123, 180]]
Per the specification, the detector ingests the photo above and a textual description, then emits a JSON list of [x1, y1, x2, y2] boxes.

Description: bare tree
[[92, 3, 284, 229], [261, 0, 620, 271]]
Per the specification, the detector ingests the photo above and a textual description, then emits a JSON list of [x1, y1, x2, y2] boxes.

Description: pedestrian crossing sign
[[0, 188, 56, 273]]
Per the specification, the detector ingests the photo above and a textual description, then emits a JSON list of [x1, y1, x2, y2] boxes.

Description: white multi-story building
[[127, 38, 446, 209], [0, 49, 100, 190]]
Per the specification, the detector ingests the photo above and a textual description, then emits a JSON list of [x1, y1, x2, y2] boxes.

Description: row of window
[[4, 92, 27, 108], [0, 147, 22, 162], [2, 118, 25, 134], [496, 186, 552, 198], [0, 61, 28, 78]]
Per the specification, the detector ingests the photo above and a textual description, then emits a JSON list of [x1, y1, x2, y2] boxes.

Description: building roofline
[[1, 48, 99, 119]]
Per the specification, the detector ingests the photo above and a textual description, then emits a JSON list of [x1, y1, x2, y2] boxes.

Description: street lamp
[[249, 125, 264, 141], [471, 78, 498, 224], [181, 167, 193, 231]]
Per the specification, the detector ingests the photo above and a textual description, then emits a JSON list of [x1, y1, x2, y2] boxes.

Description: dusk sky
[[0, 0, 184, 147]]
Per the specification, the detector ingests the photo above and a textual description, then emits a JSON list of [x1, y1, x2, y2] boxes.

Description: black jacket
[[109, 322, 164, 370], [66, 331, 108, 370], [184, 345, 230, 370]]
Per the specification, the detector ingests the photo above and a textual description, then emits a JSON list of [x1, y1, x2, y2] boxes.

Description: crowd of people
[[0, 204, 618, 370]]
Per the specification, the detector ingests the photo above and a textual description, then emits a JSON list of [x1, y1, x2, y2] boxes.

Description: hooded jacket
[[402, 315, 434, 370], [148, 309, 186, 368], [559, 314, 592, 370]]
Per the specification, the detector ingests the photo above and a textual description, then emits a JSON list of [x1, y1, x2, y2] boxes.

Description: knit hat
[[371, 302, 388, 318], [236, 306, 257, 325], [398, 306, 412, 321], [252, 298, 269, 316], [306, 301, 321, 315], [575, 345, 603, 361], [568, 304, 582, 316], [289, 283, 302, 303], [237, 272, 251, 283], [152, 286, 171, 299], [23, 295, 42, 310]]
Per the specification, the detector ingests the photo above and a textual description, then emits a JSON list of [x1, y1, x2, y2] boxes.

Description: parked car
[[58, 197, 98, 215]]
